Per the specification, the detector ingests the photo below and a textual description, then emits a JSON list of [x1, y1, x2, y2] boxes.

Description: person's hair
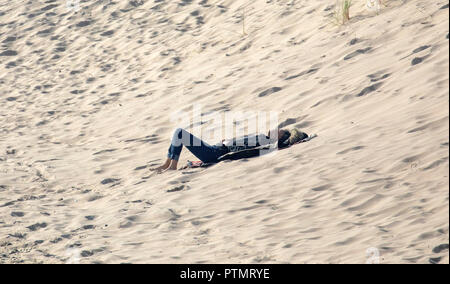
[[278, 128, 308, 148], [288, 129, 308, 145], [278, 129, 291, 149]]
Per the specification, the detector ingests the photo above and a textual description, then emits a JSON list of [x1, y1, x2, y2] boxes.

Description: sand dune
[[0, 0, 448, 263]]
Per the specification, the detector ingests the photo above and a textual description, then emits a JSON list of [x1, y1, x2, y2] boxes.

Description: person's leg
[[153, 128, 227, 172], [168, 128, 227, 168], [184, 143, 226, 164], [166, 128, 187, 162], [177, 129, 227, 163]]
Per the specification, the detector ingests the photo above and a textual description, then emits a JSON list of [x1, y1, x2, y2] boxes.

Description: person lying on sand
[[150, 128, 309, 173]]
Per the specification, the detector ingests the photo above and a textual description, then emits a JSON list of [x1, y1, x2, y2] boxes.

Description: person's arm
[[223, 134, 270, 147], [223, 135, 254, 147], [214, 139, 226, 147]]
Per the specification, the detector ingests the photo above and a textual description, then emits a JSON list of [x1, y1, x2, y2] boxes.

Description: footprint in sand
[[429, 257, 442, 264], [411, 56, 427, 66], [367, 71, 391, 82], [344, 47, 372, 61], [76, 20, 93, 28], [134, 165, 148, 171], [100, 30, 115, 37], [0, 50, 18, 56], [285, 67, 319, 81], [311, 184, 332, 192], [356, 82, 383, 97], [337, 146, 365, 155], [119, 216, 139, 228], [26, 222, 47, 231], [258, 87, 283, 97], [101, 178, 120, 185], [167, 185, 190, 193], [11, 212, 25, 217]]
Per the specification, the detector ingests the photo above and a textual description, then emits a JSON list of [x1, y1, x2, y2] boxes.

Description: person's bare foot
[[167, 160, 178, 171], [150, 158, 171, 173]]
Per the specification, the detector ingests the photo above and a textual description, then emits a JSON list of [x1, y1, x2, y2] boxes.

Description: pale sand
[[0, 0, 448, 264]]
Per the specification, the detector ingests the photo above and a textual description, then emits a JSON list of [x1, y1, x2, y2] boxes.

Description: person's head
[[288, 128, 308, 145], [274, 128, 308, 148]]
